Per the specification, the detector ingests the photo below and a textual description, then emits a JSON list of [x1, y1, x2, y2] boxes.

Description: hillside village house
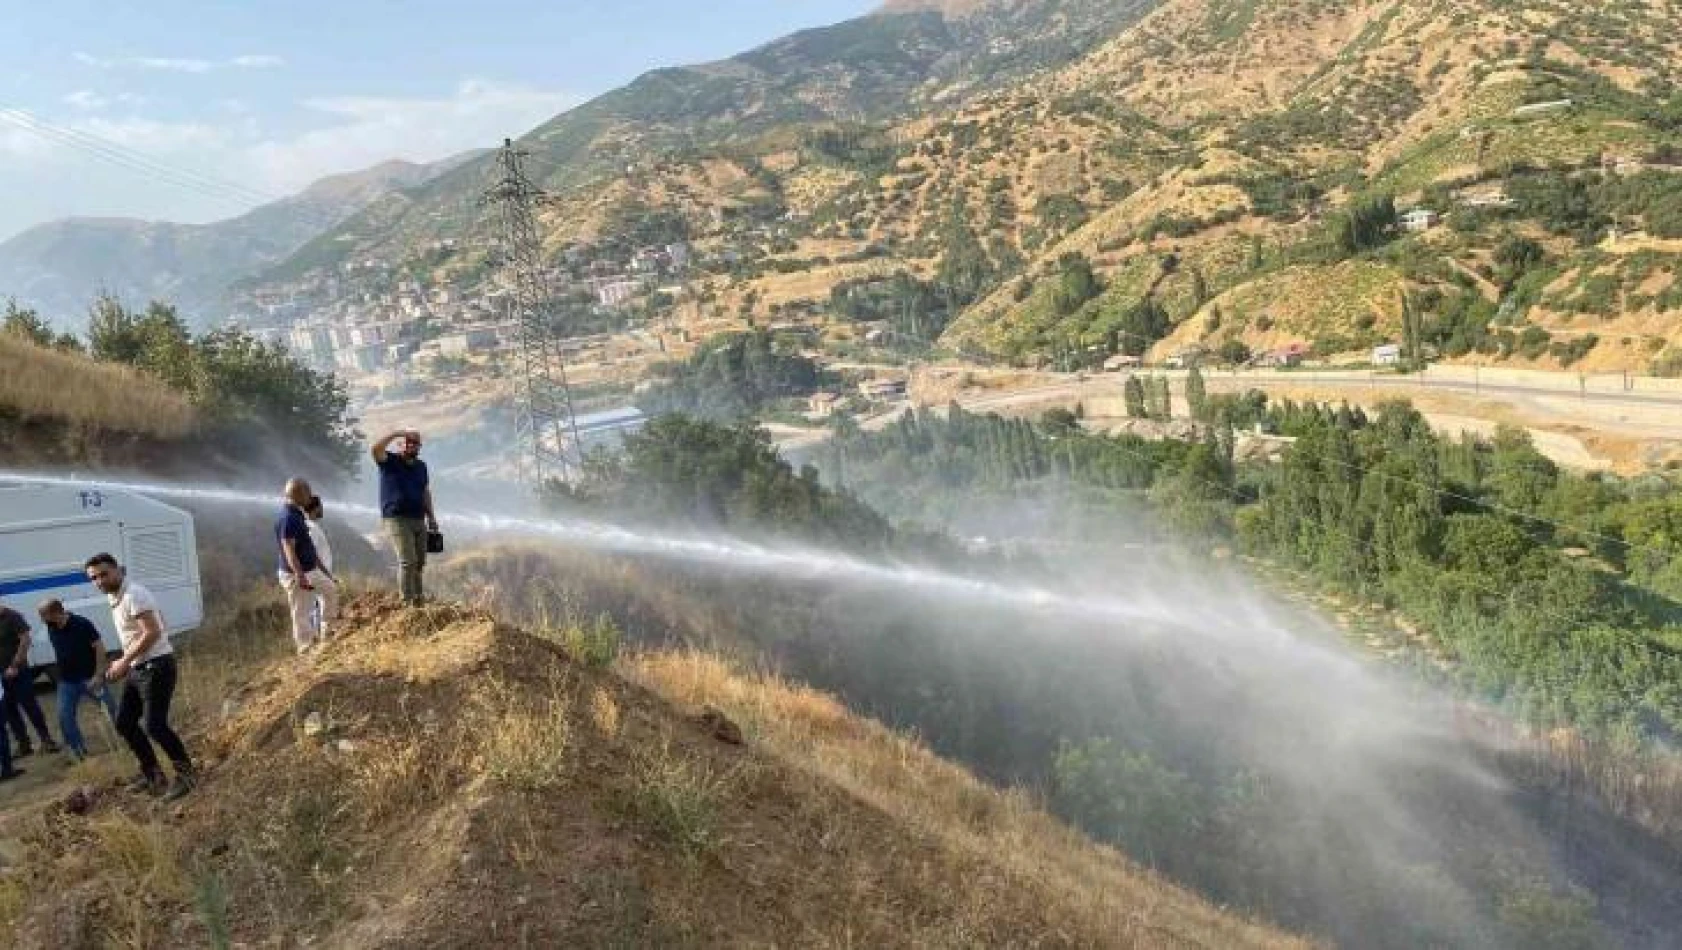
[[858, 378, 908, 400], [1165, 346, 1206, 369], [1103, 354, 1143, 372], [1372, 343, 1403, 366], [1401, 208, 1439, 232], [598, 280, 639, 308], [807, 392, 848, 416], [1262, 342, 1310, 368]]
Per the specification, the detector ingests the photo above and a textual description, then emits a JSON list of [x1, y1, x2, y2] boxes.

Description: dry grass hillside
[[0, 594, 1304, 949], [939, 0, 1682, 368], [0, 335, 199, 470], [0, 335, 195, 439]]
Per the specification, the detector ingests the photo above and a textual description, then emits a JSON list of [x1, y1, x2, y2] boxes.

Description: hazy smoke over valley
[[13, 467, 1679, 948]]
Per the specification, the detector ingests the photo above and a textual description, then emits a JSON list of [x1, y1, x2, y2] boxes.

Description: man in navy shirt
[[371, 429, 437, 605], [37, 599, 117, 760], [1, 601, 59, 759], [277, 478, 338, 654]]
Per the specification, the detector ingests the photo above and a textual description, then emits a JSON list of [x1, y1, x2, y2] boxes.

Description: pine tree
[[1400, 291, 1422, 372], [1186, 366, 1208, 421], [1124, 376, 1147, 418]]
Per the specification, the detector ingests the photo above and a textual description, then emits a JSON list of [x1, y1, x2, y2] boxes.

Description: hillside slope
[[0, 156, 472, 327], [938, 0, 1682, 369], [252, 0, 1157, 285], [0, 333, 197, 469], [0, 596, 1301, 949]]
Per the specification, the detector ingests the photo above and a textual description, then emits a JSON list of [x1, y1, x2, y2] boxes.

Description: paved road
[[770, 366, 1682, 466], [957, 369, 1682, 413]]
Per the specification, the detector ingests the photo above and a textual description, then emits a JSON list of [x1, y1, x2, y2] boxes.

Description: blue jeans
[[57, 678, 119, 757]]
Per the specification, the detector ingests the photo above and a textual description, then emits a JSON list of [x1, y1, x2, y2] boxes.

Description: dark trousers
[[115, 655, 192, 779], [0, 713, 12, 775], [2, 670, 53, 747]]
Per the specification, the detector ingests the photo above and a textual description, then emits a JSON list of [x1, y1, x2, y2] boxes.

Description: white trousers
[[280, 569, 338, 652]]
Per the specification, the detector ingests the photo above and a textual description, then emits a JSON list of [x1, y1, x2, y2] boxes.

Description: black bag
[[426, 530, 445, 554]]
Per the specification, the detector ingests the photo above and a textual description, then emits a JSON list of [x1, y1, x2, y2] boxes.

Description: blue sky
[[0, 1, 878, 240]]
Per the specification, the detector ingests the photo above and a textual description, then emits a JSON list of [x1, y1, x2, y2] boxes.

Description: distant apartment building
[[436, 326, 499, 356], [598, 280, 639, 308], [336, 343, 387, 374], [287, 324, 336, 370], [348, 324, 389, 348]]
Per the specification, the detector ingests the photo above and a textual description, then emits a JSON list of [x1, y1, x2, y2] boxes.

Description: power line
[[0, 108, 280, 209], [0, 107, 350, 234], [0, 106, 289, 206]]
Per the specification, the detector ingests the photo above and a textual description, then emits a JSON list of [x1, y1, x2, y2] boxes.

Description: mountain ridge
[[0, 152, 476, 328], [246, 0, 1158, 286]]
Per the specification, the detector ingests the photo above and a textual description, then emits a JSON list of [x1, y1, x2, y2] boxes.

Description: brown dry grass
[[2, 593, 1309, 949], [0, 335, 195, 438], [628, 650, 1310, 950]]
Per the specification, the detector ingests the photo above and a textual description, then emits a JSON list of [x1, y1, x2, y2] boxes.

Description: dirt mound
[[3, 595, 1301, 949]]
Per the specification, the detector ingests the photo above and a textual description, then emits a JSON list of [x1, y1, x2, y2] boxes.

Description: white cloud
[[243, 79, 578, 194], [74, 52, 286, 73], [0, 78, 576, 237], [76, 116, 246, 153], [62, 90, 148, 112], [63, 90, 109, 111], [132, 57, 215, 73]]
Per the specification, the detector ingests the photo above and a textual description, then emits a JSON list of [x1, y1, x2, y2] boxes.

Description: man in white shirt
[[304, 495, 335, 576], [85, 552, 195, 800], [304, 495, 337, 641]]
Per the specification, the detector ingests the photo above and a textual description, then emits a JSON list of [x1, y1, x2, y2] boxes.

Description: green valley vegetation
[[827, 396, 1682, 745], [636, 329, 825, 421], [550, 414, 893, 551], [517, 406, 1682, 949]]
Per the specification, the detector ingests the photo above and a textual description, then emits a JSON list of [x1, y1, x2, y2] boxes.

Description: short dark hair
[[306, 495, 324, 516], [38, 598, 65, 616], [84, 553, 119, 571]]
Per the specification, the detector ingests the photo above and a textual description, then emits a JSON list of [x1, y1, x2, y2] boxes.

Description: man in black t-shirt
[[1, 601, 59, 762], [38, 599, 117, 760]]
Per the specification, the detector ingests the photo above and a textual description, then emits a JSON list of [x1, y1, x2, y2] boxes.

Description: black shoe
[[163, 774, 195, 801], [0, 768, 25, 782], [13, 743, 32, 759], [125, 773, 165, 795], [41, 739, 61, 754]]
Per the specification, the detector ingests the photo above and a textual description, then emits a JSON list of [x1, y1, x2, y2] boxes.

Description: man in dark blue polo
[[371, 429, 437, 605], [277, 478, 336, 654]]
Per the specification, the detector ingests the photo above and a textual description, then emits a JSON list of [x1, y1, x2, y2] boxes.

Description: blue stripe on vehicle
[[0, 570, 92, 598]]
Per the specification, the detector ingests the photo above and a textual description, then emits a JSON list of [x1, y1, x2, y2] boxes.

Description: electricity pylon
[[482, 138, 582, 487]]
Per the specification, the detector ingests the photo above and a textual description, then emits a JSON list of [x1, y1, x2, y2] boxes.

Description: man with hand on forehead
[[371, 428, 437, 605]]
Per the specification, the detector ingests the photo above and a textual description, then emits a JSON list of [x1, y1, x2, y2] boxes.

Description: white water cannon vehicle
[[0, 480, 203, 672]]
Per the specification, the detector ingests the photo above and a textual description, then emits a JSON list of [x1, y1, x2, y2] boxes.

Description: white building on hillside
[[1401, 209, 1439, 232]]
